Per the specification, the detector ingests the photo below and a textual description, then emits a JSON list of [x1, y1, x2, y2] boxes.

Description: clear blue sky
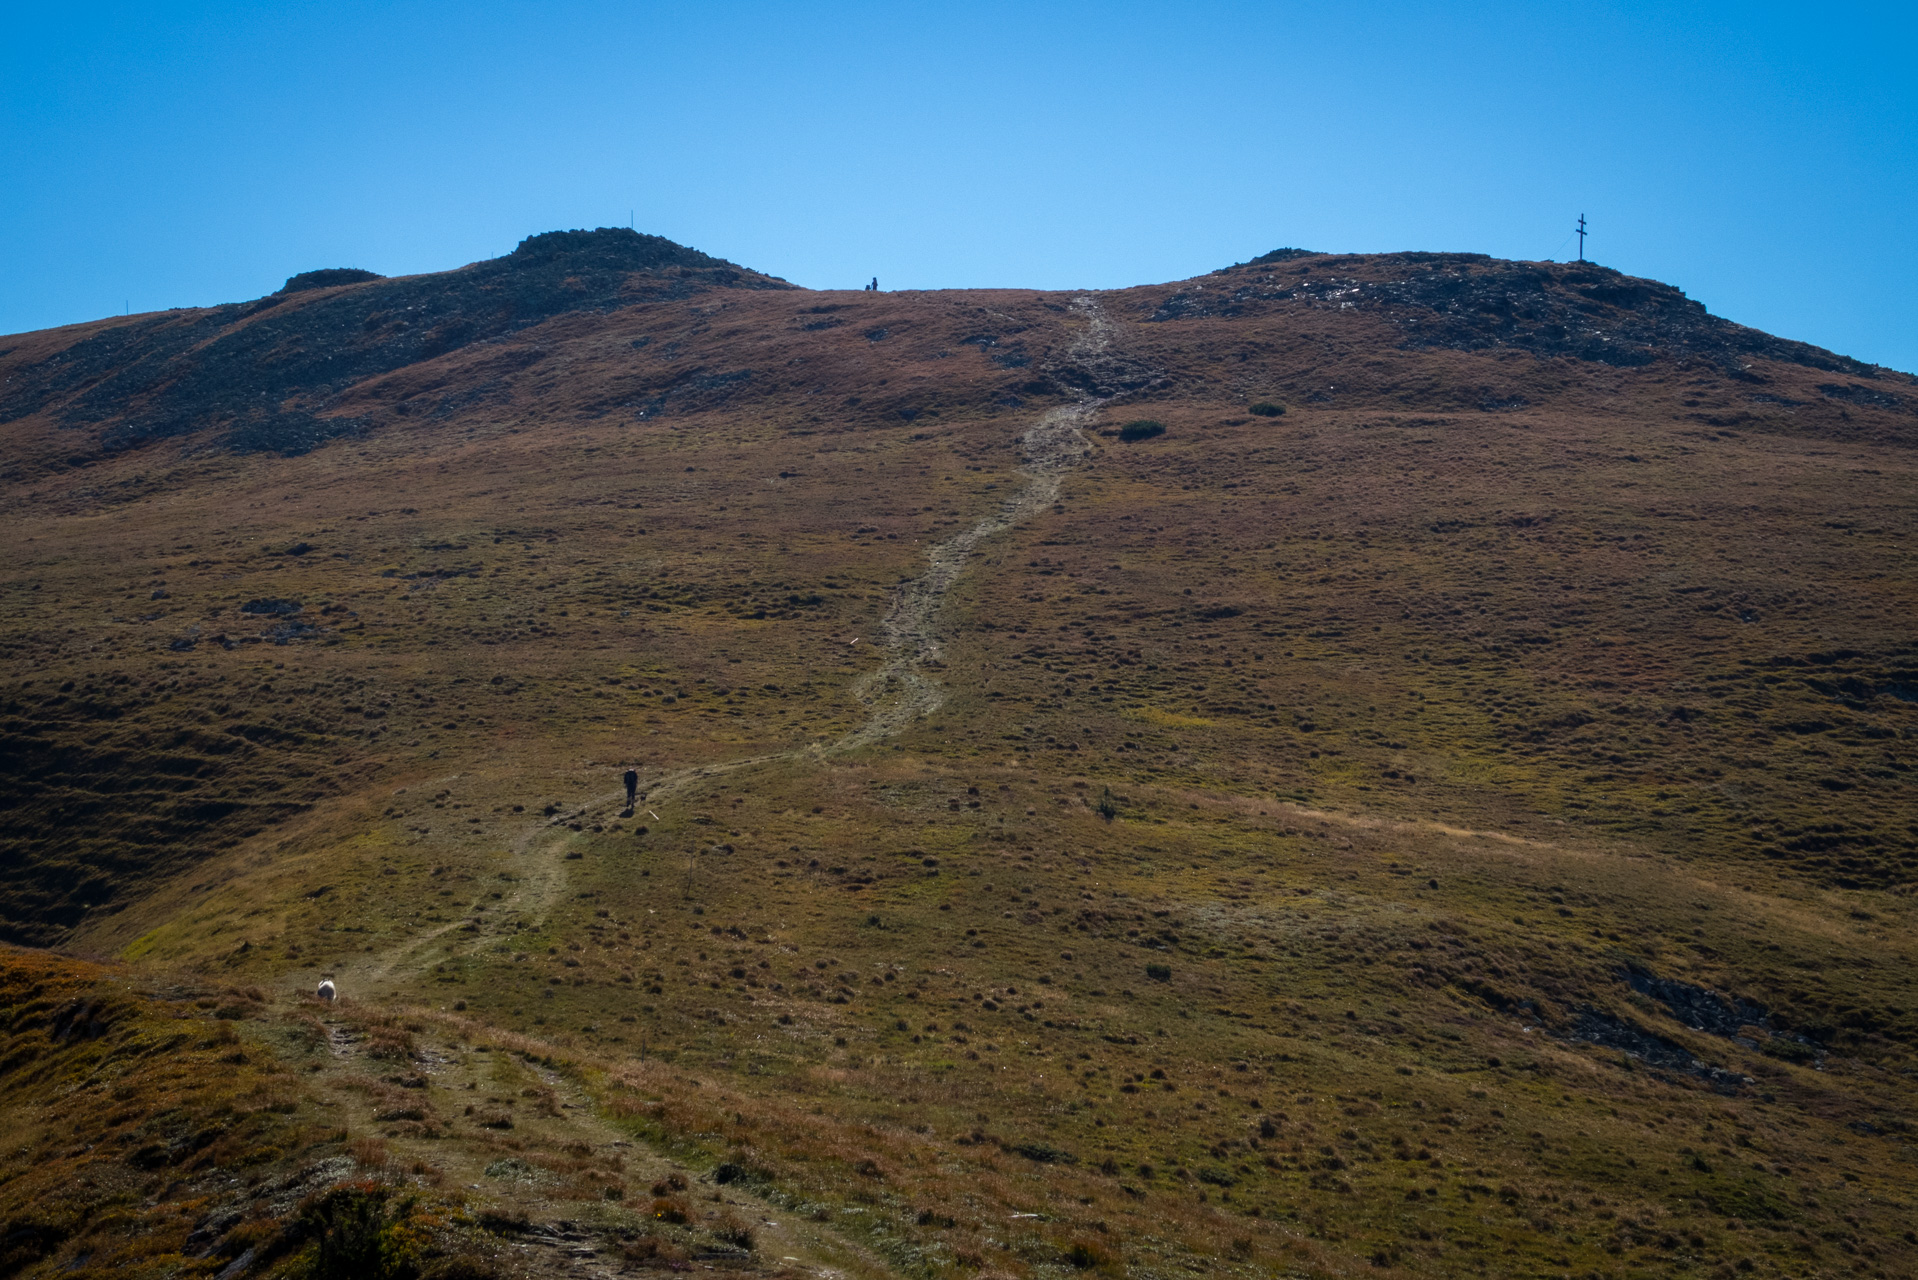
[[4, 1, 1913, 372]]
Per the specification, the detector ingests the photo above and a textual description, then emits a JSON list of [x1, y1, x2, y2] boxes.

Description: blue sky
[[4, 1, 1913, 371]]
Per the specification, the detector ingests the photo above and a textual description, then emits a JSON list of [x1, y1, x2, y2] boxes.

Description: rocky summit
[[1, 227, 1915, 1280]]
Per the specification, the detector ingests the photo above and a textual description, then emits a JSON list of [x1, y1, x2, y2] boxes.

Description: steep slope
[[1, 232, 1915, 1280]]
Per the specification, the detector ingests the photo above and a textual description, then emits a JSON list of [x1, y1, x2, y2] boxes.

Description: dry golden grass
[[2, 241, 1915, 1276]]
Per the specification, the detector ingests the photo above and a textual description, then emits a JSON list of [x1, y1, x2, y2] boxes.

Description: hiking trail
[[364, 294, 1133, 978]]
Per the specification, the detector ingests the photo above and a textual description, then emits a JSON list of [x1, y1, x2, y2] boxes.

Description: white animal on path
[[317, 979, 336, 1001]]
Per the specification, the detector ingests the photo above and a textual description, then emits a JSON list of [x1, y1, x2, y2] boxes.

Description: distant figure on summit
[[868, 277, 878, 292], [623, 768, 639, 814]]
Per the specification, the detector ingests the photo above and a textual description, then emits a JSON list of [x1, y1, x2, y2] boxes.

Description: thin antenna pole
[[1576, 214, 1587, 263]]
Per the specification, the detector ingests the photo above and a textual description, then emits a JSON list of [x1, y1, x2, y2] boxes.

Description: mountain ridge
[[0, 226, 1914, 1280], [3, 230, 1909, 471], [1195, 250, 1902, 381], [0, 227, 791, 458]]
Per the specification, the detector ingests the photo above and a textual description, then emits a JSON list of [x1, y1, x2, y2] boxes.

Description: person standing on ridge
[[870, 276, 878, 292], [623, 768, 639, 813]]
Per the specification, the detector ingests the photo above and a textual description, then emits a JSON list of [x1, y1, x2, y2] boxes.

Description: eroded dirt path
[[842, 292, 1149, 744], [299, 1001, 900, 1280], [841, 396, 1106, 742], [338, 295, 1133, 1280], [367, 296, 1128, 980]]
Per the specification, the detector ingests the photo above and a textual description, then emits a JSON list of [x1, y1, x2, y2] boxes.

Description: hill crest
[[1, 226, 1915, 1279], [0, 227, 789, 457]]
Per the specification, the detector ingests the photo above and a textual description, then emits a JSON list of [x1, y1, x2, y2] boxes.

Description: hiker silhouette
[[870, 277, 878, 292], [623, 768, 638, 813]]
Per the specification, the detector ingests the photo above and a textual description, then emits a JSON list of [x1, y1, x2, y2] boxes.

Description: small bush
[[1248, 401, 1285, 417], [712, 1213, 756, 1251], [349, 1137, 389, 1170], [1065, 1238, 1119, 1270], [363, 1025, 417, 1061], [712, 1160, 763, 1186], [1117, 420, 1166, 442], [622, 1235, 688, 1266], [1013, 1142, 1077, 1164], [1145, 964, 1171, 982], [294, 1184, 417, 1280]]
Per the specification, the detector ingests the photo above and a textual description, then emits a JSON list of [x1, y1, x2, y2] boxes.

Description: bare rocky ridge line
[[368, 295, 1127, 973]]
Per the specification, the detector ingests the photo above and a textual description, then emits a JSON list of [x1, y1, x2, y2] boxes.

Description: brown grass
[[1, 249, 1914, 1276]]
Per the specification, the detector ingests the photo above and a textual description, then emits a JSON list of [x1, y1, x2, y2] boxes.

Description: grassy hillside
[[1, 232, 1914, 1278]]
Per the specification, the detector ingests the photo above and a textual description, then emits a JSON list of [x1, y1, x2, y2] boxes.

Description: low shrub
[[1249, 401, 1285, 417], [363, 1025, 417, 1061], [1117, 420, 1166, 442], [712, 1212, 756, 1251], [1064, 1237, 1119, 1270], [1013, 1142, 1076, 1164], [293, 1183, 417, 1280], [348, 1137, 389, 1169], [622, 1234, 688, 1266], [712, 1160, 764, 1185]]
